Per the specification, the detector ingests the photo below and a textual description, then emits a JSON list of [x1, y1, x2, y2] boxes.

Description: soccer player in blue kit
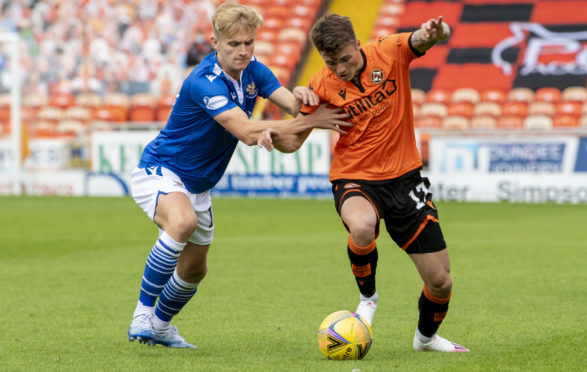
[[126, 0, 350, 348]]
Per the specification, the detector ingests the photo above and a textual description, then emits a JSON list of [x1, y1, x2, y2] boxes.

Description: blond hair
[[212, 0, 264, 39]]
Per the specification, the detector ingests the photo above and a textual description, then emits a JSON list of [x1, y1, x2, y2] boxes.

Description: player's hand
[[257, 128, 279, 151], [309, 103, 352, 134], [293, 86, 320, 106], [419, 16, 449, 42]]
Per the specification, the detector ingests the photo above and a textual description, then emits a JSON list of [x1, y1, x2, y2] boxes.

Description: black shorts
[[332, 170, 446, 254]]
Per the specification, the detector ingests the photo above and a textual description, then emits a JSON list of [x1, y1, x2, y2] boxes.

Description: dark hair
[[310, 13, 357, 55]]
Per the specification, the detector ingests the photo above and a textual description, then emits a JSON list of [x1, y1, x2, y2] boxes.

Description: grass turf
[[0, 196, 585, 371]]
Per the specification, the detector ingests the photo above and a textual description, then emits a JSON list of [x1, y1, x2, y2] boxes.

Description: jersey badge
[[245, 82, 257, 98], [204, 95, 229, 110], [370, 70, 384, 83]]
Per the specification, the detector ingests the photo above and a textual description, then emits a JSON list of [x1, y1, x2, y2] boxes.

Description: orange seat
[[426, 89, 452, 105], [415, 115, 442, 129], [37, 106, 64, 123], [480, 88, 506, 104], [92, 106, 128, 122], [556, 101, 582, 117], [534, 87, 561, 103], [64, 106, 92, 123], [497, 115, 523, 129], [502, 102, 528, 117], [448, 101, 474, 118], [129, 93, 156, 122], [156, 95, 176, 122], [75, 92, 102, 108], [553, 115, 579, 128], [49, 93, 75, 109]]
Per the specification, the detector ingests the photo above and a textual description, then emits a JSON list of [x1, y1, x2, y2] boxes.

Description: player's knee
[[348, 221, 376, 246], [171, 213, 199, 241], [426, 274, 452, 297]]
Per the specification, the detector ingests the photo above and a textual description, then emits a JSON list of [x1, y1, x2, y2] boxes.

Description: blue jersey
[[138, 52, 281, 194]]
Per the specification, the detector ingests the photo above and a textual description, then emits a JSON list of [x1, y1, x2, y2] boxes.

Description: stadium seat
[[448, 101, 474, 118], [451, 88, 480, 103], [37, 106, 64, 123], [470, 115, 498, 130], [523, 115, 553, 130], [553, 115, 579, 128], [561, 86, 587, 102], [473, 102, 501, 117], [156, 95, 176, 122], [285, 17, 312, 31], [104, 92, 130, 109], [92, 106, 128, 122], [496, 115, 524, 129], [415, 115, 442, 129], [56, 119, 86, 136], [442, 115, 469, 130], [420, 102, 448, 118], [29, 120, 58, 138], [75, 92, 102, 108], [534, 87, 561, 103], [254, 41, 274, 56], [379, 3, 405, 17], [257, 29, 278, 43], [555, 101, 582, 117], [411, 89, 426, 106], [426, 89, 452, 105], [507, 87, 534, 103], [129, 93, 156, 122], [48, 93, 75, 109], [528, 101, 555, 116], [278, 27, 307, 46], [480, 88, 506, 104], [502, 101, 528, 117], [64, 106, 92, 123]]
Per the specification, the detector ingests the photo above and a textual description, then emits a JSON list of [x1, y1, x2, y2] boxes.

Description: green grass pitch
[[0, 196, 585, 371]]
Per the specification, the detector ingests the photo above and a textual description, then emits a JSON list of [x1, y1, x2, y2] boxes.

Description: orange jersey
[[301, 33, 423, 182]]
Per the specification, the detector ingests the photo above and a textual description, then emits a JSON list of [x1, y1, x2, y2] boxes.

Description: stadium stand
[[0, 0, 585, 145]]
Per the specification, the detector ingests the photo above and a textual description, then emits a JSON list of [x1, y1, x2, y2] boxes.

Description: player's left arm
[[410, 16, 451, 53]]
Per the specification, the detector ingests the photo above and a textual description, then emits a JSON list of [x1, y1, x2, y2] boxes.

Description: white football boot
[[151, 325, 198, 349], [128, 314, 154, 344], [413, 330, 470, 352]]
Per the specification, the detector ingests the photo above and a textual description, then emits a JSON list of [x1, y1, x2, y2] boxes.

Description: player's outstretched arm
[[213, 103, 350, 146], [411, 16, 451, 53]]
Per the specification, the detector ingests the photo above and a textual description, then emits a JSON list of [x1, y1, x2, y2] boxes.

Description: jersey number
[[409, 182, 430, 210]]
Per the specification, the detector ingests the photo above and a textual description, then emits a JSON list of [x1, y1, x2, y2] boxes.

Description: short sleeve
[[376, 32, 423, 65], [189, 75, 237, 117]]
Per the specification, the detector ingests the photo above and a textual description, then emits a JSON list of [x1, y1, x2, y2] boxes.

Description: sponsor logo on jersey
[[206, 74, 218, 82], [245, 82, 257, 98], [344, 183, 361, 189], [344, 79, 397, 121], [370, 70, 384, 83], [204, 95, 229, 110]]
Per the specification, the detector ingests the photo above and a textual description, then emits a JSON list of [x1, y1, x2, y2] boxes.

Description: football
[[317, 310, 373, 360]]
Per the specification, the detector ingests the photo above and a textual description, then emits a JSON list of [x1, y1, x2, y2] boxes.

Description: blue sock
[[138, 232, 185, 307], [155, 269, 199, 323]]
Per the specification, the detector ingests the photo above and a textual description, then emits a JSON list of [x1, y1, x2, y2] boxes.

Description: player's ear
[[356, 39, 361, 49], [210, 35, 219, 50]]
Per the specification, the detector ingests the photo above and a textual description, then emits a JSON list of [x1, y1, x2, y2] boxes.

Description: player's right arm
[[213, 103, 350, 146]]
